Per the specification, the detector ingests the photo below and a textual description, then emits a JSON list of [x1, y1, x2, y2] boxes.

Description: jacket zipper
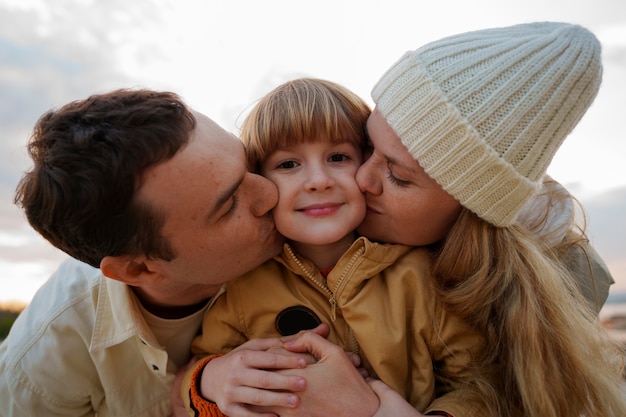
[[284, 245, 364, 354], [285, 245, 338, 320]]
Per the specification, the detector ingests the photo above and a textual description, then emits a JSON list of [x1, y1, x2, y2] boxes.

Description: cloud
[[582, 186, 626, 260], [580, 186, 626, 291], [0, 0, 167, 211], [1, 0, 625, 304]]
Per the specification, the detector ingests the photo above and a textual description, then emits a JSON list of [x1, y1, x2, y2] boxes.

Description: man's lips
[[297, 202, 342, 217], [365, 205, 381, 215]]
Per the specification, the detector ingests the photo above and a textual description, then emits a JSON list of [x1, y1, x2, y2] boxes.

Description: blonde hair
[[240, 78, 370, 172], [432, 208, 626, 417]]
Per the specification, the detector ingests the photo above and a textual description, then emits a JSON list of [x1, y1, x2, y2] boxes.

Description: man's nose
[[250, 173, 279, 216]]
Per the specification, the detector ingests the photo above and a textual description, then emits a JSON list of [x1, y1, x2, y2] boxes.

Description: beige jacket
[[0, 258, 176, 417]]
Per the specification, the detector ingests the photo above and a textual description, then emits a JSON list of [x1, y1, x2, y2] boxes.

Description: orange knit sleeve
[[188, 354, 226, 417]]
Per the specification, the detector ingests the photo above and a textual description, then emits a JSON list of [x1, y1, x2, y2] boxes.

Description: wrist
[[198, 354, 224, 401], [189, 354, 224, 415]]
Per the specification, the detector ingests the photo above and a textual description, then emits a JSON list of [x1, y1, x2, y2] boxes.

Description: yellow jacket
[[186, 237, 487, 416]]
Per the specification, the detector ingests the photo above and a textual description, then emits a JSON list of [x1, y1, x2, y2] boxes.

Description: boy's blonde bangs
[[241, 78, 370, 172]]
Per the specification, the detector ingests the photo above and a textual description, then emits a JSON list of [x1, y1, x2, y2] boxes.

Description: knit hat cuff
[[373, 53, 539, 226]]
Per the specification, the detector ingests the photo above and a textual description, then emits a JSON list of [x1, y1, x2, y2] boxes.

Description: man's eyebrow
[[209, 176, 243, 218]]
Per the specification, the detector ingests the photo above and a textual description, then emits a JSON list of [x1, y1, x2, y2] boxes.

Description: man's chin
[[267, 231, 285, 254]]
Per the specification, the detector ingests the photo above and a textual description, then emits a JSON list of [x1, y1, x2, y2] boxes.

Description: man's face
[[136, 111, 283, 305]]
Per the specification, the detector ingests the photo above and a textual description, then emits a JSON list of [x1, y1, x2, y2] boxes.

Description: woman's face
[[356, 108, 462, 246]]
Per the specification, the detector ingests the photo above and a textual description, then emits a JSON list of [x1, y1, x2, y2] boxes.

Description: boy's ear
[[100, 255, 157, 286]]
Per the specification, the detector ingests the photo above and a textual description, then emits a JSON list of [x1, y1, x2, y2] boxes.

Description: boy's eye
[[277, 160, 298, 170], [329, 153, 349, 162]]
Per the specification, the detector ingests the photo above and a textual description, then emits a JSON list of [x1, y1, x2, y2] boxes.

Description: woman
[[284, 21, 626, 417]]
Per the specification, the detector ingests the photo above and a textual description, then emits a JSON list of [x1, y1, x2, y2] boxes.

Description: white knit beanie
[[372, 22, 602, 227]]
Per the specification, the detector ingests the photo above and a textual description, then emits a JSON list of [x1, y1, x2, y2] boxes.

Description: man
[[0, 89, 308, 416]]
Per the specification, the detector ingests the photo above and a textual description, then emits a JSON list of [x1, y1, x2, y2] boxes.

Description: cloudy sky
[[1, 0, 625, 306]]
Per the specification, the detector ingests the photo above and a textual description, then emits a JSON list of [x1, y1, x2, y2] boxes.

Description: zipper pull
[[329, 295, 337, 321]]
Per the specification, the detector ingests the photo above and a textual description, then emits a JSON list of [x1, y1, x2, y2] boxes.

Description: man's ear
[[100, 255, 157, 286]]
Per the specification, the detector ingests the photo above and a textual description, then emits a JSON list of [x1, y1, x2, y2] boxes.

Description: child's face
[[261, 140, 365, 246]]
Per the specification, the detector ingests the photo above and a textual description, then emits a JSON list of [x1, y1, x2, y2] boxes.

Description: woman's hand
[[367, 378, 426, 417]]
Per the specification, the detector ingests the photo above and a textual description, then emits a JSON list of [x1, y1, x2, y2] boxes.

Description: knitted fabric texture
[[372, 22, 602, 226], [188, 355, 225, 417]]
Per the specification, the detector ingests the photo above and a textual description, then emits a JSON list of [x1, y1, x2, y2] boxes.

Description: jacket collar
[[277, 236, 412, 282], [90, 276, 156, 352]]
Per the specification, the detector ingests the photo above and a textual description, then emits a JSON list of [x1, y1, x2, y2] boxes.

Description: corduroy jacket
[[0, 259, 178, 417]]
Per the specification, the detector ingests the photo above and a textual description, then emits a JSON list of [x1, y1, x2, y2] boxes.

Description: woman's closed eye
[[387, 170, 411, 187]]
